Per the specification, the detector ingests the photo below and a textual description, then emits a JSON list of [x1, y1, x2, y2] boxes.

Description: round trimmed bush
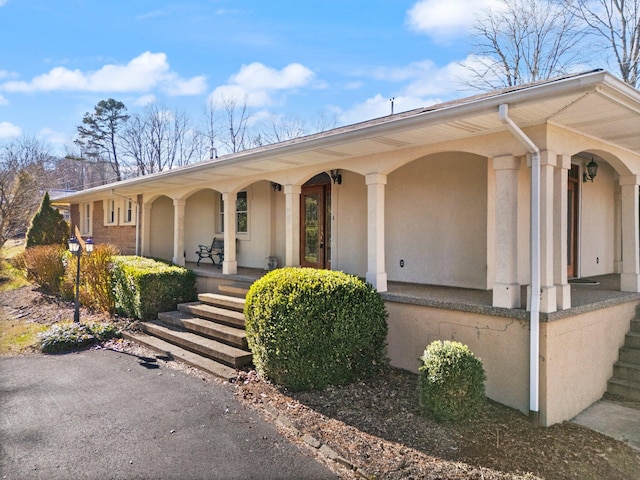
[[418, 340, 486, 421], [244, 267, 388, 391]]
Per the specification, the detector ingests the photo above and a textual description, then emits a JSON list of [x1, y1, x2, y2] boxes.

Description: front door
[[300, 176, 332, 269]]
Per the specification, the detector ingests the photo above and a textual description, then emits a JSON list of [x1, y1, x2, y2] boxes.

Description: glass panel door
[[301, 185, 325, 268]]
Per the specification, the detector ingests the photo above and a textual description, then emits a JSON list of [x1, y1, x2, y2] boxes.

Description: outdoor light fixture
[[68, 235, 94, 323], [330, 169, 342, 185], [271, 182, 282, 191], [583, 158, 599, 183]]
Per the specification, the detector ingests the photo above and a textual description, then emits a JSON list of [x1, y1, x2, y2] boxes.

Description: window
[[219, 191, 248, 234], [121, 198, 136, 225], [81, 203, 92, 235], [104, 199, 117, 225]]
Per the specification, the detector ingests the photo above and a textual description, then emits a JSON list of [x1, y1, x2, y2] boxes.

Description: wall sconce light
[[330, 169, 342, 185], [583, 158, 599, 183], [271, 182, 282, 191]]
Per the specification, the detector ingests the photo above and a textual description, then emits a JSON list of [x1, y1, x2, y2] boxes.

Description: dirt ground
[[2, 284, 640, 479]]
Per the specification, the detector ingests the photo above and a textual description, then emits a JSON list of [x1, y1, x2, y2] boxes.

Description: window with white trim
[[80, 202, 92, 235], [121, 198, 136, 225], [104, 199, 117, 225], [219, 191, 248, 234]]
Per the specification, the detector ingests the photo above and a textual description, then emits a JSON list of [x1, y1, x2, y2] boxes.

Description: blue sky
[[0, 0, 505, 155]]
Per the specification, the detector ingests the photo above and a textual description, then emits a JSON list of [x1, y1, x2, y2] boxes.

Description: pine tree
[[26, 193, 70, 247]]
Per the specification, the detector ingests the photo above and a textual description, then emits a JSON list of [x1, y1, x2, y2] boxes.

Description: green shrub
[[245, 267, 388, 391], [26, 192, 69, 248], [61, 244, 119, 313], [38, 321, 120, 353], [111, 256, 197, 320], [12, 244, 65, 293], [418, 340, 486, 422]]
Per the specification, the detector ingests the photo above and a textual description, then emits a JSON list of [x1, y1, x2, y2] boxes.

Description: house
[[54, 70, 640, 426]]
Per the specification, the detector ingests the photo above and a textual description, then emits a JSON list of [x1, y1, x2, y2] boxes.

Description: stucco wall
[[540, 301, 636, 426], [149, 196, 173, 261], [184, 189, 217, 264], [579, 162, 616, 277], [335, 171, 367, 277], [386, 153, 488, 289], [385, 301, 530, 415]]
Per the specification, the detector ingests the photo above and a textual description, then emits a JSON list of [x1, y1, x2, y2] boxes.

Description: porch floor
[[187, 263, 640, 321]]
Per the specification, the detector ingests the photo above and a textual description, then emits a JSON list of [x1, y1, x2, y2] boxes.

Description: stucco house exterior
[[55, 70, 640, 426]]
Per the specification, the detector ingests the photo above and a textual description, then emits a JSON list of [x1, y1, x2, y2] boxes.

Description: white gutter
[[498, 103, 541, 424]]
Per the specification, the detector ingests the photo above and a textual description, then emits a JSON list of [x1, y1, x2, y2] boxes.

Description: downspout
[[498, 104, 541, 425]]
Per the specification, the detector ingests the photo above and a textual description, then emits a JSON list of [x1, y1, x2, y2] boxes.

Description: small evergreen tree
[[26, 192, 69, 247]]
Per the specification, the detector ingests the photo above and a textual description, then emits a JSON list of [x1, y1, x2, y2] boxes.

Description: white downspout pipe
[[498, 104, 541, 424]]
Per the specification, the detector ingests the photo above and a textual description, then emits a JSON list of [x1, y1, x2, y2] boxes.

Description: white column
[[620, 175, 640, 292], [172, 198, 185, 266], [538, 151, 556, 313], [365, 173, 387, 292], [140, 202, 152, 257], [284, 185, 301, 267], [554, 154, 571, 309], [222, 192, 238, 274], [492, 155, 521, 308], [614, 186, 623, 273]]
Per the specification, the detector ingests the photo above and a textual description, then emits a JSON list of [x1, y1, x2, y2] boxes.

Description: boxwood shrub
[[418, 340, 486, 422], [244, 267, 388, 391], [111, 256, 197, 320]]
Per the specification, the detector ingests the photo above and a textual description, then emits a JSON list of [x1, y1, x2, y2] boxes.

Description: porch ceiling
[[54, 70, 640, 204]]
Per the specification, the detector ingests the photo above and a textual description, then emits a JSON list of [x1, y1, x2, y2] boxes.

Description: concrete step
[[631, 319, 640, 333], [613, 361, 640, 383], [158, 310, 247, 350], [140, 321, 252, 369], [218, 284, 250, 297], [625, 331, 640, 349], [607, 378, 640, 402], [619, 346, 640, 364], [198, 293, 245, 313], [121, 331, 238, 381], [178, 302, 246, 329]]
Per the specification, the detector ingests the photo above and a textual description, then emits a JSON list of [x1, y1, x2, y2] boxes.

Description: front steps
[[607, 318, 640, 401], [123, 289, 252, 381]]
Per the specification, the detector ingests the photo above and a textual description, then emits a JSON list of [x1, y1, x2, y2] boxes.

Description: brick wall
[[70, 200, 138, 255]]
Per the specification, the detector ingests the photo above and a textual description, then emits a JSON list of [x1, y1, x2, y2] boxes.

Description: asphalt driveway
[[0, 349, 336, 480]]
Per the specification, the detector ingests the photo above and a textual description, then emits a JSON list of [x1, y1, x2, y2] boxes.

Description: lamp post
[[68, 236, 94, 323]]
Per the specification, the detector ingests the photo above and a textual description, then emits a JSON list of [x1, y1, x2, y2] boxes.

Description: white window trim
[[218, 191, 249, 235], [104, 199, 118, 226], [80, 202, 93, 236], [120, 197, 137, 226]]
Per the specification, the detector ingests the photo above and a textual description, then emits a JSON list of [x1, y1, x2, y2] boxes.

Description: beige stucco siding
[[540, 301, 635, 426], [149, 196, 173, 261], [386, 153, 488, 289], [335, 171, 367, 276], [184, 189, 217, 264], [579, 162, 616, 277], [385, 302, 530, 414]]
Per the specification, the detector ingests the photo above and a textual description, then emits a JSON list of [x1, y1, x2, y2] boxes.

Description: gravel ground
[[2, 284, 640, 479]]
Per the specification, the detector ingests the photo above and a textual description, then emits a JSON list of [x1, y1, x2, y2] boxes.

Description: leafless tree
[[219, 95, 252, 154], [0, 137, 50, 247], [464, 0, 585, 90], [121, 103, 204, 175], [259, 116, 308, 145], [564, 0, 640, 87]]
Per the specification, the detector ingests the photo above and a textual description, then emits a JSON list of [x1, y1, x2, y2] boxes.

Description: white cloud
[[38, 127, 69, 150], [0, 52, 207, 96], [209, 62, 315, 107], [134, 94, 157, 107], [406, 0, 501, 39], [0, 94, 7, 106], [0, 121, 22, 139], [337, 56, 484, 125]]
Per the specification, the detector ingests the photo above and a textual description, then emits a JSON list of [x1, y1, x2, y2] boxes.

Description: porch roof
[[54, 70, 640, 204]]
